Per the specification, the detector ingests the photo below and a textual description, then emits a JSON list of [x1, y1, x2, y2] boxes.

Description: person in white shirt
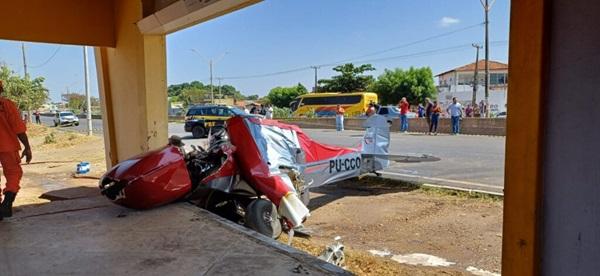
[[446, 97, 463, 135], [265, 104, 274, 119]]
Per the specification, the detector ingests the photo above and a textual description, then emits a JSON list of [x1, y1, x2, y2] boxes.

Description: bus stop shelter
[[0, 1, 598, 275]]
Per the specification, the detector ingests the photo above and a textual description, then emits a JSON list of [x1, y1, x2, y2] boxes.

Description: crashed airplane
[[99, 115, 438, 238]]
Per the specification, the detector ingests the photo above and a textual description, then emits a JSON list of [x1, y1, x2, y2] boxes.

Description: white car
[[54, 111, 80, 127], [496, 111, 507, 118]]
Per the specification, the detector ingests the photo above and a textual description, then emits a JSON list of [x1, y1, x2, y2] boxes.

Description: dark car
[[184, 105, 245, 138]]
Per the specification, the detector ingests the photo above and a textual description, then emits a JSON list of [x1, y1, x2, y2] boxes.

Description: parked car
[[53, 111, 79, 127], [359, 105, 417, 122], [496, 111, 507, 118], [184, 105, 246, 138]]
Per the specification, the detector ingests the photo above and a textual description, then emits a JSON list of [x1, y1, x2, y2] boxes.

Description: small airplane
[[99, 114, 439, 239]]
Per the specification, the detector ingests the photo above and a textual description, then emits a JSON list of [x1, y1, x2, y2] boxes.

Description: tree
[[62, 92, 87, 112], [370, 67, 437, 105], [318, 63, 376, 92], [266, 83, 308, 108], [246, 94, 259, 100], [0, 65, 49, 116], [168, 81, 204, 99], [179, 86, 208, 107]]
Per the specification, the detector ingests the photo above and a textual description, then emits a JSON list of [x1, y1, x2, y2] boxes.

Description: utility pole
[[471, 44, 482, 113], [217, 77, 222, 99], [209, 60, 214, 104], [480, 0, 496, 117], [21, 43, 28, 78], [310, 66, 320, 92], [189, 49, 228, 105], [83, 46, 92, 136]]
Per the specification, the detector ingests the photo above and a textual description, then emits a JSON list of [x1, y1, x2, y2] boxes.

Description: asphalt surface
[[39, 117, 506, 194]]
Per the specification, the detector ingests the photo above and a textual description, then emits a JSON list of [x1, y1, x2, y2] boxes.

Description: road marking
[[379, 171, 502, 190]]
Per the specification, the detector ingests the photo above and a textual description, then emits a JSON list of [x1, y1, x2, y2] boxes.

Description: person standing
[[398, 97, 409, 133], [265, 104, 274, 119], [446, 97, 463, 135], [34, 110, 41, 124], [0, 80, 32, 220], [335, 104, 345, 131], [465, 104, 474, 117], [429, 100, 442, 135], [425, 98, 433, 130], [417, 104, 425, 118]]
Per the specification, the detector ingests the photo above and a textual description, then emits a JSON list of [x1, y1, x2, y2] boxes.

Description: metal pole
[[484, 0, 490, 117], [209, 60, 214, 104], [311, 66, 319, 92], [472, 44, 481, 111], [21, 43, 28, 78], [83, 46, 92, 136], [218, 78, 222, 99]]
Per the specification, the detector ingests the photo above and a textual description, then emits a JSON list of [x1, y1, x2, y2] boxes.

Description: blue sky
[[0, 0, 510, 102]]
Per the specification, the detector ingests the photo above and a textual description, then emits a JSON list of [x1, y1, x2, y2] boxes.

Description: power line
[[220, 41, 508, 80], [220, 23, 486, 80], [30, 46, 62, 68], [321, 22, 484, 66]]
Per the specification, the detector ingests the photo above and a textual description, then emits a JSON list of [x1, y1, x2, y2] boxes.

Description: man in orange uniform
[[0, 80, 32, 220]]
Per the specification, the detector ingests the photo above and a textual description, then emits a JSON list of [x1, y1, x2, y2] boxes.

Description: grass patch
[[43, 132, 57, 144], [336, 176, 502, 202], [419, 185, 503, 201]]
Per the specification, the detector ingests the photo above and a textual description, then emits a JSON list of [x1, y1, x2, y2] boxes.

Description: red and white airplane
[[100, 115, 438, 238]]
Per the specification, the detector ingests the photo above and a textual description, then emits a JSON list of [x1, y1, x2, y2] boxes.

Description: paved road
[[39, 116, 104, 134], [39, 117, 505, 194], [169, 123, 505, 194]]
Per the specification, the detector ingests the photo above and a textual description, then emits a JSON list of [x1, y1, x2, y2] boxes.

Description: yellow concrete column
[[95, 1, 168, 167]]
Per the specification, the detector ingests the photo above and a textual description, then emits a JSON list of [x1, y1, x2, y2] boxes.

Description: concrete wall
[[280, 117, 506, 136], [540, 0, 600, 275]]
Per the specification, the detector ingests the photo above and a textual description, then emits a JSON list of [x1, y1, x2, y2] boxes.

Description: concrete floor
[[0, 195, 348, 276]]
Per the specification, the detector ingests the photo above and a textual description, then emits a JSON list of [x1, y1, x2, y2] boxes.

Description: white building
[[436, 60, 508, 114]]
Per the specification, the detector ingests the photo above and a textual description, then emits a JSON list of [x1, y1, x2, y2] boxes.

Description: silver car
[[54, 111, 80, 127]]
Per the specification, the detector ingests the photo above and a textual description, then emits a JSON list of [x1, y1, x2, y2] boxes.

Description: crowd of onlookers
[[334, 97, 493, 135], [246, 103, 274, 119]]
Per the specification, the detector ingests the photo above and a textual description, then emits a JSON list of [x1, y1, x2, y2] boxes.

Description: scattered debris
[[466, 266, 500, 276], [76, 162, 91, 174], [390, 253, 455, 267], [318, 236, 345, 267], [368, 249, 392, 257]]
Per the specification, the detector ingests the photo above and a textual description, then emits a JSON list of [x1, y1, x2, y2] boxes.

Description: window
[[490, 73, 508, 85], [300, 95, 362, 105], [187, 108, 204, 116], [378, 107, 389, 115], [216, 108, 232, 116]]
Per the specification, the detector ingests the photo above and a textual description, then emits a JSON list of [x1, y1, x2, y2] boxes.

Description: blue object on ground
[[76, 162, 91, 174]]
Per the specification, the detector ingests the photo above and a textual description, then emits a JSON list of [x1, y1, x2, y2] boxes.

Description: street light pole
[[83, 46, 92, 136], [471, 44, 482, 112], [480, 0, 496, 117]]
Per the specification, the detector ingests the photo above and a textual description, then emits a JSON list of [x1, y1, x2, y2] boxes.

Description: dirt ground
[[298, 178, 503, 275], [9, 125, 503, 276]]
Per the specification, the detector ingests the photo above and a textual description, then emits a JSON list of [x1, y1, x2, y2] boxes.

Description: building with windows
[[436, 60, 508, 114]]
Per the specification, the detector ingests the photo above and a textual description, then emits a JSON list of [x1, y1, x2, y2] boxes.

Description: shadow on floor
[[307, 176, 420, 212]]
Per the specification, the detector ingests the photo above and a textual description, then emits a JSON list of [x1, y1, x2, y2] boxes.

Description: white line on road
[[379, 171, 503, 190]]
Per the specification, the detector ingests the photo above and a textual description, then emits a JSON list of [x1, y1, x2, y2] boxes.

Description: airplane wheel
[[245, 199, 282, 239]]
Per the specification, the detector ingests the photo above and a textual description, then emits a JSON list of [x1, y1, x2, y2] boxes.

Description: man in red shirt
[[398, 97, 410, 132], [0, 80, 32, 220]]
